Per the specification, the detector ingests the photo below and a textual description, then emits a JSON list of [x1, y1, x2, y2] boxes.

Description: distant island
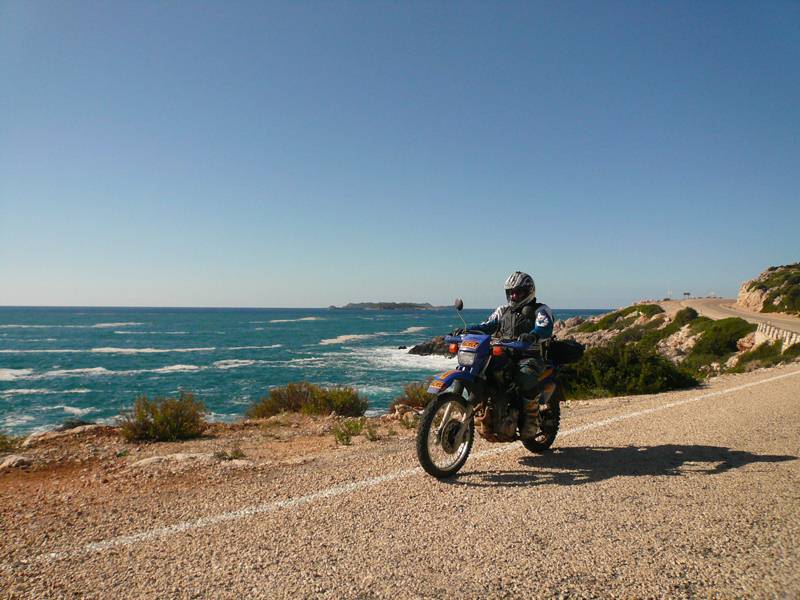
[[328, 302, 444, 310]]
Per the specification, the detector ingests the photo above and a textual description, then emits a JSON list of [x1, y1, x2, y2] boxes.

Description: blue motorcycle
[[416, 298, 575, 479]]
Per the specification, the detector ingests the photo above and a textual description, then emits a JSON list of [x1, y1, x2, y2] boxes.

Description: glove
[[517, 332, 539, 344], [450, 328, 464, 336]]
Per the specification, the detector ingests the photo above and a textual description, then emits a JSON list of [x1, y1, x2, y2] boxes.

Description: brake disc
[[439, 420, 463, 454]]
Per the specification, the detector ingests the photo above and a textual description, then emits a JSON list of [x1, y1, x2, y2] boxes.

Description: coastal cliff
[[735, 263, 800, 316]]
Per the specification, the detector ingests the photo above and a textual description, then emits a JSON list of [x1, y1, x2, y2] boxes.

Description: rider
[[455, 271, 555, 439]]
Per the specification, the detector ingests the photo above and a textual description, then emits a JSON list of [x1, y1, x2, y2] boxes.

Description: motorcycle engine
[[475, 392, 519, 443]]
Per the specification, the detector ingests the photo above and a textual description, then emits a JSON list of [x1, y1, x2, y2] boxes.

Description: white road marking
[[9, 368, 800, 567]]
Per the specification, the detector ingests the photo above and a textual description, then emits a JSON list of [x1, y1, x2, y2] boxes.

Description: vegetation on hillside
[[747, 263, 800, 315], [681, 318, 756, 373], [118, 392, 208, 442], [0, 431, 20, 454], [577, 303, 664, 333], [246, 382, 368, 419], [562, 344, 697, 399]]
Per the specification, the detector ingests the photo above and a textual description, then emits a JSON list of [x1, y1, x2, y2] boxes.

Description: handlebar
[[444, 335, 531, 351]]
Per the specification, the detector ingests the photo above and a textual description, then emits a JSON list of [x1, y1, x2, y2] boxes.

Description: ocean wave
[[0, 346, 216, 355], [213, 359, 257, 369], [51, 405, 95, 417], [0, 345, 279, 355], [44, 367, 115, 378], [0, 368, 34, 381], [352, 347, 456, 372], [267, 317, 324, 323], [355, 384, 395, 395], [149, 364, 204, 374], [319, 332, 389, 346], [113, 331, 188, 335], [90, 347, 215, 354], [0, 388, 91, 397], [227, 344, 282, 350], [0, 349, 84, 354], [401, 326, 429, 333], [0, 322, 143, 329], [2, 414, 34, 427]]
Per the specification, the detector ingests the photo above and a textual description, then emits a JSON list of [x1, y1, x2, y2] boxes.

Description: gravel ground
[[2, 364, 799, 598]]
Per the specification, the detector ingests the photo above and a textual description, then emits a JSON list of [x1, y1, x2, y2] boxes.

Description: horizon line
[[0, 304, 614, 311]]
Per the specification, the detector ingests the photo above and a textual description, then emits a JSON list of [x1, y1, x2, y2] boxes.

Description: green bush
[[118, 392, 208, 442], [783, 343, 800, 362], [333, 418, 367, 445], [577, 304, 664, 333], [751, 263, 800, 315], [246, 382, 368, 419], [731, 341, 783, 373], [635, 307, 699, 352], [682, 318, 756, 373], [562, 343, 697, 399], [0, 431, 20, 454], [389, 381, 433, 413]]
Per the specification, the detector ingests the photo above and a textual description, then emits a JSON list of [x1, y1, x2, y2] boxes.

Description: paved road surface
[[661, 298, 800, 334], [2, 365, 800, 598]]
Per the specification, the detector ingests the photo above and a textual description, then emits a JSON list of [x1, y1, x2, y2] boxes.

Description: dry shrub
[[0, 432, 20, 454], [246, 382, 367, 419], [118, 392, 208, 442], [389, 381, 433, 413]]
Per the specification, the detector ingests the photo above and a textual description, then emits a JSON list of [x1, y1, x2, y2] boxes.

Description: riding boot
[[519, 396, 540, 440], [537, 382, 556, 413]]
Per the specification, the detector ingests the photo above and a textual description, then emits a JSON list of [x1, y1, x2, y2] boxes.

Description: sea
[[0, 306, 608, 436]]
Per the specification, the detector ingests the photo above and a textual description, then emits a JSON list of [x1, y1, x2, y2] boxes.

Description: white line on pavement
[[11, 368, 800, 567]]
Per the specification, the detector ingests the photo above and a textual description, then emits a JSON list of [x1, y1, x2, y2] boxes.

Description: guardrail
[[755, 322, 800, 350]]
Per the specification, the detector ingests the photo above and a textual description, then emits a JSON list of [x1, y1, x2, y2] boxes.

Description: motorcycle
[[415, 298, 582, 479]]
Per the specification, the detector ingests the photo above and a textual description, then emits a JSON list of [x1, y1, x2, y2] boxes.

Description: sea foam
[[267, 317, 323, 323], [0, 388, 91, 397], [0, 368, 34, 381], [319, 332, 389, 346]]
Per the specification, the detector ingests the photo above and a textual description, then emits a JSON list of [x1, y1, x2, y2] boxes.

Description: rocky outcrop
[[735, 263, 800, 316], [0, 454, 32, 470], [736, 279, 767, 312], [408, 336, 452, 356], [736, 332, 756, 352], [655, 325, 698, 363], [22, 424, 107, 448], [130, 452, 216, 469]]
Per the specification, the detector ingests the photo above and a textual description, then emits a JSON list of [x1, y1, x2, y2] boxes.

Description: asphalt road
[[661, 298, 800, 334], [3, 365, 800, 598]]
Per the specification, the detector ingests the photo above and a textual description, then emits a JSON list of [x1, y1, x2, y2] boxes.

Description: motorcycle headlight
[[457, 350, 476, 366]]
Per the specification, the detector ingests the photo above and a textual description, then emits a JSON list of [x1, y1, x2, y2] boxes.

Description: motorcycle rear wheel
[[521, 386, 563, 453], [416, 392, 474, 479]]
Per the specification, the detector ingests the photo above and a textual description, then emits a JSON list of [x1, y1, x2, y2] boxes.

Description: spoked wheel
[[521, 386, 563, 454], [416, 392, 474, 479]]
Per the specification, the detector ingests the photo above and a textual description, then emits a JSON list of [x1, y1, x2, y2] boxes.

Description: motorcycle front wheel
[[416, 392, 474, 479]]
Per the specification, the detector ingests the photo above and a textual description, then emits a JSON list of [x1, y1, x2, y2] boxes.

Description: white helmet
[[504, 271, 536, 309]]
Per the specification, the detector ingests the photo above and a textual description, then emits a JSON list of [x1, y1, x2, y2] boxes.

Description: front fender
[[427, 369, 475, 394]]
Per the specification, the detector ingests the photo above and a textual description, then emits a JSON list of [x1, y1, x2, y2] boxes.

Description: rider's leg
[[516, 358, 548, 438]]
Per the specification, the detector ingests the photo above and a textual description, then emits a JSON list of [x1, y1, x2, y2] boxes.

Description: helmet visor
[[506, 287, 530, 303]]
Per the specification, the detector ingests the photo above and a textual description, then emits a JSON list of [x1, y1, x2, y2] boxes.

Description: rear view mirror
[[454, 298, 464, 311]]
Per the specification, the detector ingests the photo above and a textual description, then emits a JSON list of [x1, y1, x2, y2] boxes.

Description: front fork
[[435, 381, 475, 445]]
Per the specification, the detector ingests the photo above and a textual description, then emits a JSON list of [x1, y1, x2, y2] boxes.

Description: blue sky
[[1, 1, 798, 309]]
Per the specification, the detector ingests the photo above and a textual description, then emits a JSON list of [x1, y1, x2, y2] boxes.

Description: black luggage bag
[[548, 338, 585, 365]]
